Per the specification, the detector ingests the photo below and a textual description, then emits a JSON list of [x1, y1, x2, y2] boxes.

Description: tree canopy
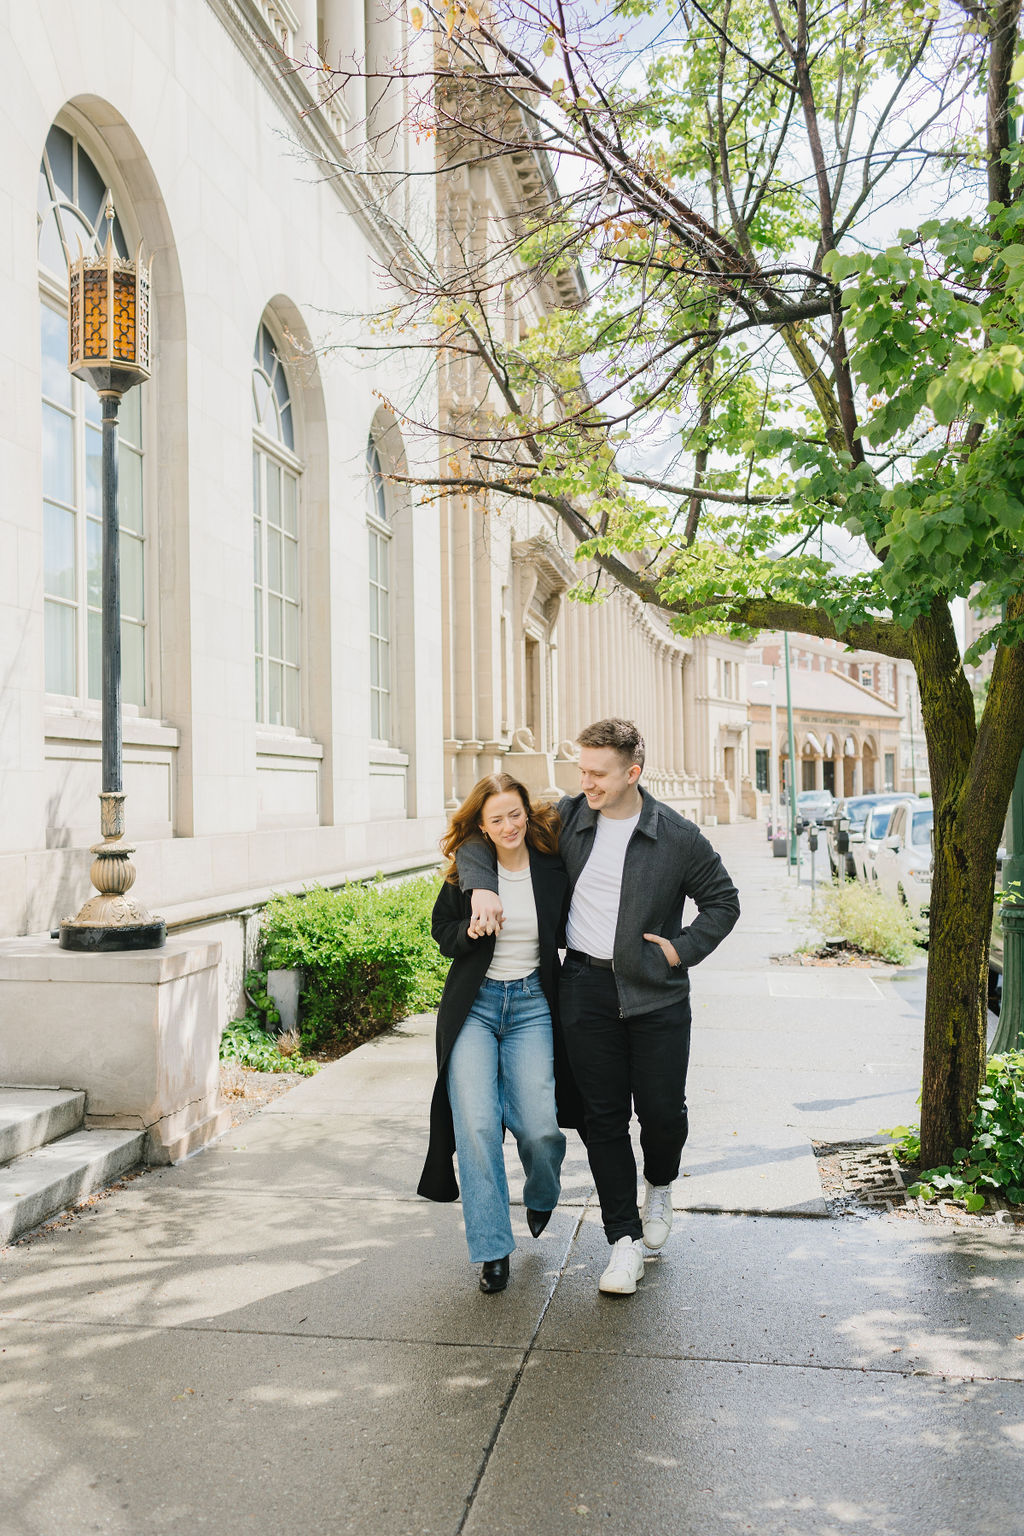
[[311, 0, 1024, 1162]]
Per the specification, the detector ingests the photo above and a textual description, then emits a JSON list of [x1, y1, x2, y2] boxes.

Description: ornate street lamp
[[59, 202, 165, 951]]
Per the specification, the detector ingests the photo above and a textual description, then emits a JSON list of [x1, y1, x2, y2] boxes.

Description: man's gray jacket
[[456, 787, 740, 1017]]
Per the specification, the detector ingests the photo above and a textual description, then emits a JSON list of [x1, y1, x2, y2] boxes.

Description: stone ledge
[[0, 935, 225, 1165], [0, 934, 221, 984]]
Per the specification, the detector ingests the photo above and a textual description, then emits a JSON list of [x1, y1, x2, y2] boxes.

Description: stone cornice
[[205, 0, 406, 269]]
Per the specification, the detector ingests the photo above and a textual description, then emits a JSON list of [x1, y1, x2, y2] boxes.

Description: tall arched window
[[37, 123, 146, 705], [366, 435, 392, 743], [252, 322, 301, 727]]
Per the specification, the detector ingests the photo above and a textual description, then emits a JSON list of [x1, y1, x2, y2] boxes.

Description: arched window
[[252, 322, 301, 727], [366, 435, 392, 743], [37, 122, 146, 705]]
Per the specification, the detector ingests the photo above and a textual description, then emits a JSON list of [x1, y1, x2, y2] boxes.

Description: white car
[[853, 800, 902, 886], [873, 798, 934, 926]]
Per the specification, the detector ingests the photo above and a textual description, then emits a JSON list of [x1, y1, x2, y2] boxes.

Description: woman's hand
[[468, 890, 504, 939], [643, 933, 680, 968]]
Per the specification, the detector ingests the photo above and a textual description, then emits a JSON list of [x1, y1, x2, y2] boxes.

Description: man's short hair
[[576, 718, 646, 772]]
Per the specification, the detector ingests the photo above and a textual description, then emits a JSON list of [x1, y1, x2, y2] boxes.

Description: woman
[[417, 773, 578, 1294]]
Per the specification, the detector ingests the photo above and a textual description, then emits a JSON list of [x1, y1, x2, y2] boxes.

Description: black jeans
[[559, 958, 691, 1243]]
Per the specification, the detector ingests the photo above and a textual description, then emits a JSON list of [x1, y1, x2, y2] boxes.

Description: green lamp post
[[991, 747, 1024, 1052]]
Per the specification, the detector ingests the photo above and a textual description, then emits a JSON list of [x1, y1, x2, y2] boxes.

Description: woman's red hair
[[440, 773, 560, 883]]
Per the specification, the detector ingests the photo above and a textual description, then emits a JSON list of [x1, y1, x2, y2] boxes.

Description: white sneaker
[[641, 1179, 673, 1250], [598, 1236, 646, 1295]]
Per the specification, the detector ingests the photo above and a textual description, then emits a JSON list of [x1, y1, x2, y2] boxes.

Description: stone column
[[452, 497, 481, 798], [596, 598, 611, 724], [364, 0, 405, 156], [682, 653, 698, 777], [322, 0, 367, 134], [671, 653, 684, 776], [291, 0, 318, 59]]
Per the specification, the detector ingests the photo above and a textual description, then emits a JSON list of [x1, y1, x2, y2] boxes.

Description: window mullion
[[74, 372, 86, 702]]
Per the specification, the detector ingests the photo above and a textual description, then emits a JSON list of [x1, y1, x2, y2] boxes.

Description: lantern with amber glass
[[59, 201, 164, 951]]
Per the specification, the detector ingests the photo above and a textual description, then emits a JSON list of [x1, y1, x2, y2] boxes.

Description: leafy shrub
[[220, 1016, 318, 1076], [260, 874, 448, 1052], [898, 1051, 1024, 1210], [883, 1123, 922, 1164], [816, 880, 923, 964], [242, 969, 280, 1030]]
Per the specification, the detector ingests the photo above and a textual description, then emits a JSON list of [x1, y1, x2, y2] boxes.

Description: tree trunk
[[919, 819, 993, 1167], [913, 603, 986, 1167]]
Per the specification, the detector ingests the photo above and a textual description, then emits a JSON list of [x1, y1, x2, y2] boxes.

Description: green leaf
[[963, 1192, 986, 1212]]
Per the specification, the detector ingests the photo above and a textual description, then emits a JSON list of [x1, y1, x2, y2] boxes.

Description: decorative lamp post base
[[58, 792, 166, 952], [59, 920, 167, 953]]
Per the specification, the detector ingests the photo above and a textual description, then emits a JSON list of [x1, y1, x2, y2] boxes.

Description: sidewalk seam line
[[2, 1310, 1016, 1386], [454, 1200, 590, 1536]]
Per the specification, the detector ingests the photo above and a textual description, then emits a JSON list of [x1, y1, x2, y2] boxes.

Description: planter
[[266, 968, 303, 1034]]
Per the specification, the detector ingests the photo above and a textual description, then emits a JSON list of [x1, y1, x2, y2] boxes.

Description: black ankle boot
[[479, 1256, 510, 1293], [526, 1208, 552, 1238]]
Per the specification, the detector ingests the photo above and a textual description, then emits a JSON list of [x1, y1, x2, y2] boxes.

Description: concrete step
[[0, 1127, 145, 1246], [0, 1087, 86, 1164]]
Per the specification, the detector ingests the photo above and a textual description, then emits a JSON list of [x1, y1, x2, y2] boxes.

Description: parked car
[[853, 800, 904, 886], [874, 798, 934, 927], [825, 793, 906, 879], [795, 790, 836, 828]]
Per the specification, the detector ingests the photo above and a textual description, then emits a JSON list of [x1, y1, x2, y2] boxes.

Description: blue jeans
[[447, 972, 565, 1263]]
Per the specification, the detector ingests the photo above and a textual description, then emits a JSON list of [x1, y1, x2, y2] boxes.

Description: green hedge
[[260, 874, 449, 1052]]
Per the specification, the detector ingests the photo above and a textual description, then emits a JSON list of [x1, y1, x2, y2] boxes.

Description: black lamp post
[[59, 202, 165, 951]]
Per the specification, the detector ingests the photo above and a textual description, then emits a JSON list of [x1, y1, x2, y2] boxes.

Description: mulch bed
[[772, 941, 903, 968], [814, 1140, 1024, 1229], [219, 1065, 310, 1125], [219, 1024, 399, 1126]]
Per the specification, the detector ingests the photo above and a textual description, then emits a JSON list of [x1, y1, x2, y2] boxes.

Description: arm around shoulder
[[454, 836, 499, 896]]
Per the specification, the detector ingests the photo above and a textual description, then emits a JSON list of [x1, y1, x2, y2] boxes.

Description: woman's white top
[[485, 864, 540, 980], [565, 809, 641, 960]]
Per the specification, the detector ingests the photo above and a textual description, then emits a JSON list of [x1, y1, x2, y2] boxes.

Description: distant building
[[749, 634, 928, 810]]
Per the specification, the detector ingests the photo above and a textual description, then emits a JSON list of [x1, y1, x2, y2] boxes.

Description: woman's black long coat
[[417, 844, 584, 1203]]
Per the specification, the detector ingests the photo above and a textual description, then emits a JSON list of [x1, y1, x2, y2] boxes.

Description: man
[[457, 719, 740, 1296]]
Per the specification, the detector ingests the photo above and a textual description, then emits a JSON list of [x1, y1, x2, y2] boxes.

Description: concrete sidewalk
[[1, 824, 1021, 1536]]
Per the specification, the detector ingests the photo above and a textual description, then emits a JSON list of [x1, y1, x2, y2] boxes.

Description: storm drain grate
[[814, 1139, 1024, 1226]]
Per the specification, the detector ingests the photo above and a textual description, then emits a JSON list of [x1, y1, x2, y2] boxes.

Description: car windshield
[[869, 807, 894, 838], [799, 793, 831, 807], [844, 797, 878, 825], [911, 810, 933, 847]]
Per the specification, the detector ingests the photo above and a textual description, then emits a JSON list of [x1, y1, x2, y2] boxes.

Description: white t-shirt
[[565, 810, 641, 960], [485, 864, 541, 980]]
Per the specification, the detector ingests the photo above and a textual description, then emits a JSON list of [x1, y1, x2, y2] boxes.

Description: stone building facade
[[0, 0, 746, 1022], [1, 3, 932, 1038], [2, 0, 446, 1015]]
